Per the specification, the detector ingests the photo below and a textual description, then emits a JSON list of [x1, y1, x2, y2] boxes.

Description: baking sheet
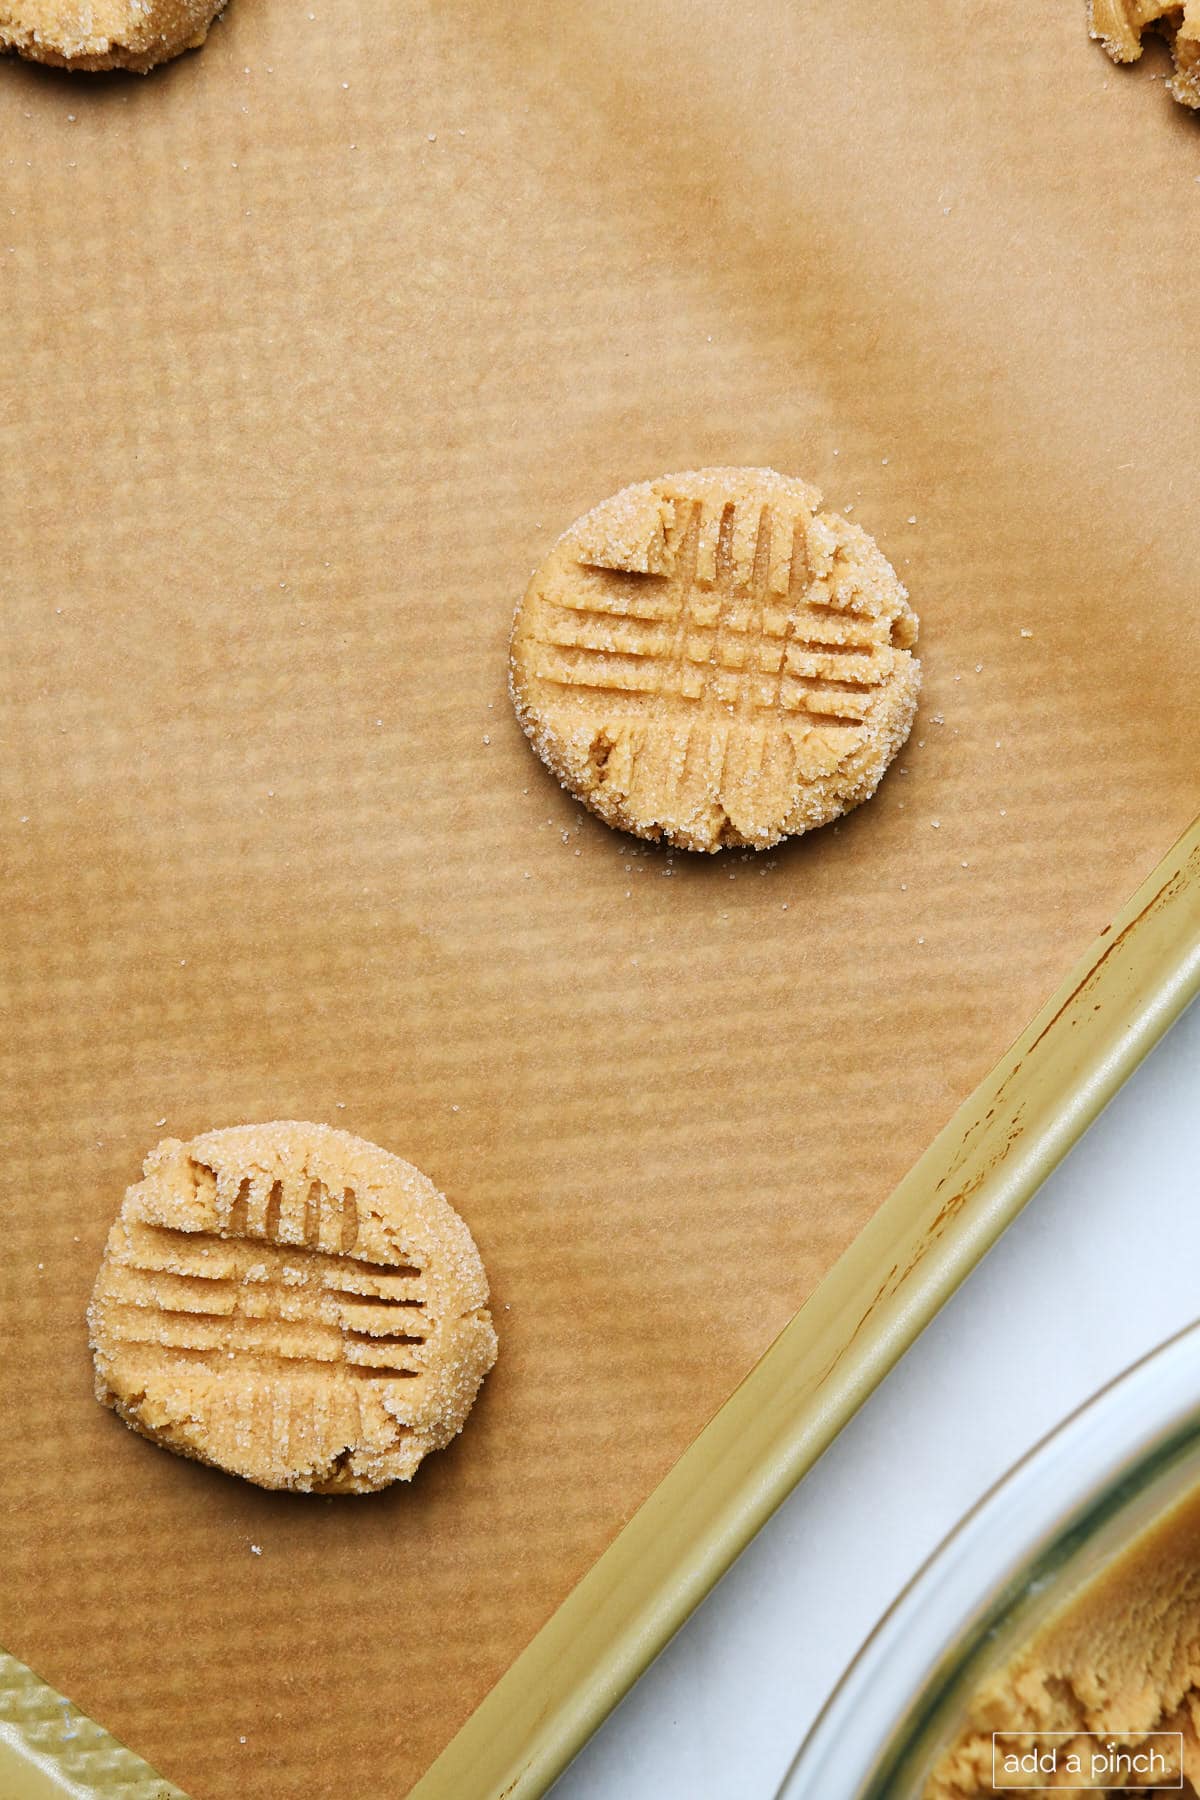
[[1, 2, 1198, 1797]]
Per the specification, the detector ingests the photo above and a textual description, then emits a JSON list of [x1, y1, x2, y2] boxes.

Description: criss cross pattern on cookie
[[103, 1176, 429, 1383], [89, 1123, 497, 1493], [527, 494, 900, 728], [510, 468, 920, 851]]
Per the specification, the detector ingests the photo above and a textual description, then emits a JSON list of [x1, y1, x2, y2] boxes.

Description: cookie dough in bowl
[[510, 467, 920, 853]]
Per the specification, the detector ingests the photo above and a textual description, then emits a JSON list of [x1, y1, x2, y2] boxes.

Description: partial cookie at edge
[[0, 0, 224, 71], [1089, 0, 1200, 108]]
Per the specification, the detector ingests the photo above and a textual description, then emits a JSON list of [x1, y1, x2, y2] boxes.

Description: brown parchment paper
[[1, 3, 1197, 1795]]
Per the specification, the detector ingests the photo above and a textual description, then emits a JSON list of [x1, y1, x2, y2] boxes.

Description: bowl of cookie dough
[[777, 1318, 1200, 1799]]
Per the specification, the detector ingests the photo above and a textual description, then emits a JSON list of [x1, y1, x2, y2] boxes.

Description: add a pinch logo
[[991, 1731, 1184, 1790]]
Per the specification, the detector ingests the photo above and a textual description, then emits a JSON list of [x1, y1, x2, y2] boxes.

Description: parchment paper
[[2, 2, 1197, 1794]]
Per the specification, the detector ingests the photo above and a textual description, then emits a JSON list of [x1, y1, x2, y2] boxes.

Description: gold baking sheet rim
[[3, 817, 1197, 1800]]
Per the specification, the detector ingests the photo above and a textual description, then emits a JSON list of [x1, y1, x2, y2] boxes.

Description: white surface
[[552, 994, 1200, 1800]]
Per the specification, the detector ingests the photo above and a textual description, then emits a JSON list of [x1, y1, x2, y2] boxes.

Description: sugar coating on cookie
[[0, 0, 223, 71], [89, 1123, 498, 1493], [510, 467, 921, 853]]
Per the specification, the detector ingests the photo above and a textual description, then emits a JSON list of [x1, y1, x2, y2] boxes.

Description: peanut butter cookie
[[0, 0, 223, 71], [1090, 0, 1200, 107], [510, 467, 920, 853], [89, 1123, 498, 1493]]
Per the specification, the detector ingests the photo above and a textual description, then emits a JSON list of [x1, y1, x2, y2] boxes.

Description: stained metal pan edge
[[0, 1649, 185, 1800], [2, 818, 1197, 1800]]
